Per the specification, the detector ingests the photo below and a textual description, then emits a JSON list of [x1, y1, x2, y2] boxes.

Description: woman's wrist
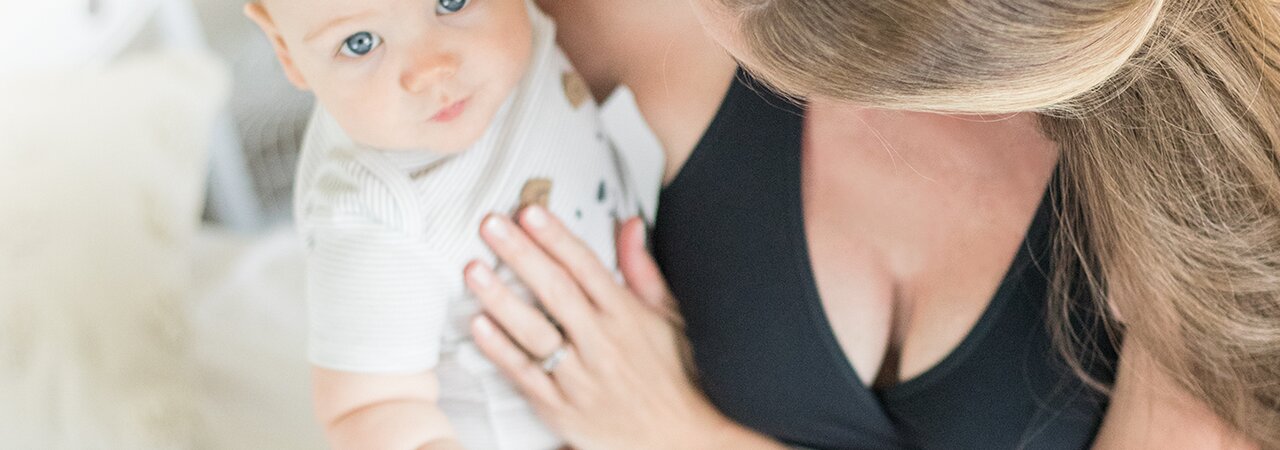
[[675, 403, 785, 450], [705, 418, 788, 449]]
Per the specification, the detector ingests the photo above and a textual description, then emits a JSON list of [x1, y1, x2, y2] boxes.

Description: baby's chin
[[358, 122, 488, 154]]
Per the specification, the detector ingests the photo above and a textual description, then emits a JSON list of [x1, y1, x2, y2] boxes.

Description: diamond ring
[[539, 345, 569, 373]]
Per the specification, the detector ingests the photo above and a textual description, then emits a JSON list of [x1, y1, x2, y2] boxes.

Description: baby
[[245, 0, 638, 448]]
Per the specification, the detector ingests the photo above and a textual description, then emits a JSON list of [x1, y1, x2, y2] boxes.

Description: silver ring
[[539, 345, 568, 373]]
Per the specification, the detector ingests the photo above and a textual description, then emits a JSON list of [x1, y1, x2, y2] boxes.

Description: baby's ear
[[244, 2, 310, 90]]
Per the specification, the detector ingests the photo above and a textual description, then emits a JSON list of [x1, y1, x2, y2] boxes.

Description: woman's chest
[[651, 76, 1102, 446], [799, 107, 1060, 386]]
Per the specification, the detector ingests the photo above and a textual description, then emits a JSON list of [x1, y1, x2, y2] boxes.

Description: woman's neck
[[806, 98, 1060, 184]]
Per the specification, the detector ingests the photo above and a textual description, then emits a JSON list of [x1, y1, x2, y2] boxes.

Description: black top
[[652, 70, 1116, 449]]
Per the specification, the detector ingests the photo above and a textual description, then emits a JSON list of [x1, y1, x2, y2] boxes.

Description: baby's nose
[[401, 52, 460, 94]]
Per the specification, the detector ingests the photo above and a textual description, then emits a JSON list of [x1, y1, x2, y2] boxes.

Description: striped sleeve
[[299, 154, 453, 374]]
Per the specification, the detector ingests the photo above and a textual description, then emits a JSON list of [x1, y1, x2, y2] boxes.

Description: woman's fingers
[[479, 214, 600, 349], [465, 261, 565, 360], [470, 313, 598, 412], [472, 212, 716, 448], [517, 206, 626, 312], [616, 217, 676, 317], [470, 315, 566, 409]]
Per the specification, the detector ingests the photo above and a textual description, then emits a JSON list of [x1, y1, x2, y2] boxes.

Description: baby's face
[[255, 0, 532, 152]]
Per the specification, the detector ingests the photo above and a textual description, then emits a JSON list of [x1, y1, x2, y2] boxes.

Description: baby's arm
[[313, 367, 461, 450], [301, 209, 459, 449], [297, 150, 467, 449]]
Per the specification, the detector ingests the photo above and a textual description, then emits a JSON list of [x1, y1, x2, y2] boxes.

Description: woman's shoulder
[[537, 0, 738, 178]]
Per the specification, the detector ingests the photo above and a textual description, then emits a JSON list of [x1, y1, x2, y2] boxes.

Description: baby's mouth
[[430, 97, 470, 123]]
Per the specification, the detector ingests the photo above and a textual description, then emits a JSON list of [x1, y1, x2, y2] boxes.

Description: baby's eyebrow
[[304, 10, 377, 43]]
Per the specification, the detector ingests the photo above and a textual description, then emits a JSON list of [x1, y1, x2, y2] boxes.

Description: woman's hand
[[463, 206, 756, 449]]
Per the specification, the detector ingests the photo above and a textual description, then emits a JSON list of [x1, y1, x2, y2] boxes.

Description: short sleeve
[[296, 146, 455, 374], [304, 217, 454, 373]]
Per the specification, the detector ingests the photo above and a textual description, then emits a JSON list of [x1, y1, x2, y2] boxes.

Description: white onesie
[[293, 5, 639, 449]]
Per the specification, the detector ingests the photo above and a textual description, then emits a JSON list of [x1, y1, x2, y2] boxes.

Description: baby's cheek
[[329, 91, 404, 148], [485, 13, 534, 89]]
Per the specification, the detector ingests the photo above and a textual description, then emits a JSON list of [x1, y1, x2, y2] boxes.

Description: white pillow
[[0, 50, 229, 449]]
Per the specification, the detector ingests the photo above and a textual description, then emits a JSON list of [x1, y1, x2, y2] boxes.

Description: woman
[[461, 0, 1280, 447]]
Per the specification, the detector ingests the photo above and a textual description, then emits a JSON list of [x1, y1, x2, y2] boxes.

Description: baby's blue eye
[[340, 32, 381, 57], [436, 0, 468, 14]]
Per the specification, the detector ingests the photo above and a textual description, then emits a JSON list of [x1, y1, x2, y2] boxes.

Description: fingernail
[[522, 205, 548, 229], [466, 262, 494, 288], [483, 215, 508, 239]]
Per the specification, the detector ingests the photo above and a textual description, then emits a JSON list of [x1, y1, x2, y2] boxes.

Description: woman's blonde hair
[[720, 0, 1280, 445]]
